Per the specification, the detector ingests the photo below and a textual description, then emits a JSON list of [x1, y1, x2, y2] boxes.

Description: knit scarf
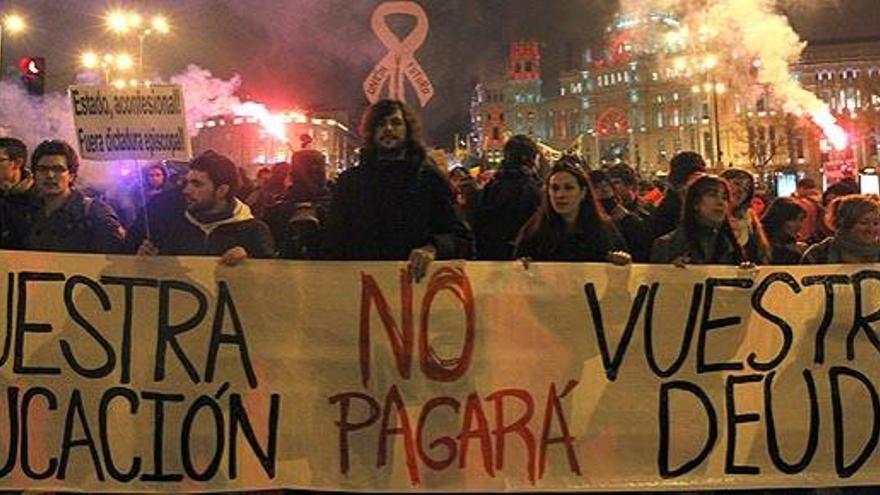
[[829, 235, 880, 263]]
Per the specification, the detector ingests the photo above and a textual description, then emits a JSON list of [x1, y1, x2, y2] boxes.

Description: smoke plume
[[619, 0, 848, 148]]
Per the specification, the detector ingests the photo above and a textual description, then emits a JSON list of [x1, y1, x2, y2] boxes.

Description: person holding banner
[[801, 194, 880, 264], [323, 99, 473, 281], [650, 174, 749, 265], [15, 140, 125, 254], [649, 151, 707, 240], [720, 167, 770, 264], [760, 197, 808, 264], [131, 150, 275, 265], [514, 158, 631, 264]]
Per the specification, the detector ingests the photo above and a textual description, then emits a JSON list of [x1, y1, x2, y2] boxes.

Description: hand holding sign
[[363, 1, 434, 107]]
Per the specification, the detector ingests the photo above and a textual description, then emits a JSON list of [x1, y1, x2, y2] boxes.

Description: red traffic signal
[[18, 56, 45, 96], [19, 56, 44, 76]]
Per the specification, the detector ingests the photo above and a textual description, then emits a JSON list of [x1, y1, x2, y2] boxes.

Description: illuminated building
[[471, 13, 880, 192], [192, 111, 357, 174]]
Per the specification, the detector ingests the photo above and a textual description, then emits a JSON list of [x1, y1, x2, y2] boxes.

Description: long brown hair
[[516, 159, 610, 253], [359, 99, 426, 164], [681, 175, 747, 262]]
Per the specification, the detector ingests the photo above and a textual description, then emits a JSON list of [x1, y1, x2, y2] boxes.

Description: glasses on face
[[34, 164, 69, 175]]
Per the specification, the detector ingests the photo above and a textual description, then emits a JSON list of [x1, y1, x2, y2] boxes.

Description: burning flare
[[233, 101, 289, 142], [621, 0, 850, 151]]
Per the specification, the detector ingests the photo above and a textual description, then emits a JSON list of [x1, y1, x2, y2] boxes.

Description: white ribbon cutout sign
[[363, 1, 435, 107]]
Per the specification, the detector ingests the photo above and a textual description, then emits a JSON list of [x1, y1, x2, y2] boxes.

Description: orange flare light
[[812, 111, 849, 151], [233, 102, 288, 142]]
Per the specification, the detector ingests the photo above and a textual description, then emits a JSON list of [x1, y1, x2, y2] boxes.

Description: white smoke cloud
[[618, 0, 848, 148], [0, 65, 277, 188], [168, 64, 245, 136]]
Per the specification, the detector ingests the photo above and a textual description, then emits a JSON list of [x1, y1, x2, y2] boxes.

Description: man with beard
[[129, 150, 274, 265], [323, 99, 473, 281]]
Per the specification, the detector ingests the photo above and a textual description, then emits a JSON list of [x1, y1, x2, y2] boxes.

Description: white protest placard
[[69, 84, 192, 162]]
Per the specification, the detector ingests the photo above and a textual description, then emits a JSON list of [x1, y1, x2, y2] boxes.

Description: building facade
[[192, 111, 357, 176], [471, 13, 880, 191]]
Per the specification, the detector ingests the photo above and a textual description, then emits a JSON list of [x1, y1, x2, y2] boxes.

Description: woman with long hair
[[760, 197, 807, 264], [650, 174, 747, 265], [514, 159, 630, 264], [801, 194, 880, 264], [720, 168, 770, 263]]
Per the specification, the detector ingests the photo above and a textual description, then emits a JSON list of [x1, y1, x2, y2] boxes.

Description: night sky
[[1, 0, 879, 146]]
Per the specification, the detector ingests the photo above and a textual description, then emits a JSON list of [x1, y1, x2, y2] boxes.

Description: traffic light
[[19, 56, 45, 96]]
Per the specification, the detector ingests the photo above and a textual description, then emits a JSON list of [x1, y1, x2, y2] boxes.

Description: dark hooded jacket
[[125, 193, 274, 258], [322, 153, 473, 260], [472, 165, 543, 260]]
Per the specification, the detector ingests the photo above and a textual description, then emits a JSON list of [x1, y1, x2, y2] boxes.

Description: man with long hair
[[323, 99, 472, 280]]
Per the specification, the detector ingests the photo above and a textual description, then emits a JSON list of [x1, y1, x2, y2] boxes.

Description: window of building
[[672, 108, 681, 126], [673, 92, 680, 101], [846, 87, 861, 110], [492, 127, 500, 140], [651, 72, 659, 81], [657, 111, 664, 128], [525, 61, 533, 72]]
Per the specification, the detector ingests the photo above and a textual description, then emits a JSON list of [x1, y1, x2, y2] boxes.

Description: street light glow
[[106, 10, 131, 33], [152, 15, 170, 34], [715, 82, 727, 94], [703, 54, 719, 71], [115, 53, 134, 71], [3, 14, 26, 34], [673, 57, 688, 72], [81, 52, 99, 69], [128, 13, 142, 29]]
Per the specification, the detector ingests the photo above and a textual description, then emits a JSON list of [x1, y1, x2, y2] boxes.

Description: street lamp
[[0, 13, 27, 79], [104, 9, 170, 79], [81, 51, 134, 84], [693, 79, 727, 167]]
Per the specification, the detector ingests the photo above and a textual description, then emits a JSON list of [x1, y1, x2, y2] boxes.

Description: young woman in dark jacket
[[720, 168, 770, 264], [651, 174, 747, 265], [514, 159, 630, 264], [760, 197, 807, 264]]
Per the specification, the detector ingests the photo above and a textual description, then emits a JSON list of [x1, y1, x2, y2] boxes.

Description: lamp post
[[691, 81, 727, 168], [105, 9, 170, 80], [81, 51, 134, 85], [0, 13, 26, 79]]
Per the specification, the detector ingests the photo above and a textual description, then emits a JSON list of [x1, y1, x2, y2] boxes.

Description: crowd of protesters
[[1, 99, 879, 279]]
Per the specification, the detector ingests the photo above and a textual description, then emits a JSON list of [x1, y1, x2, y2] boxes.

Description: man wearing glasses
[[0, 137, 34, 249], [15, 140, 124, 253], [0, 137, 33, 199]]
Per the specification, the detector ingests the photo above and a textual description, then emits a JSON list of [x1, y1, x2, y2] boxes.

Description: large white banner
[[69, 84, 191, 162], [0, 251, 879, 491]]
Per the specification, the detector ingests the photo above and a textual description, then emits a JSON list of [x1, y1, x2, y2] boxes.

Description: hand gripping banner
[[363, 1, 435, 107]]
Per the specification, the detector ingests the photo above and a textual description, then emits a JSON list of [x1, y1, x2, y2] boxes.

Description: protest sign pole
[[133, 158, 152, 241]]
